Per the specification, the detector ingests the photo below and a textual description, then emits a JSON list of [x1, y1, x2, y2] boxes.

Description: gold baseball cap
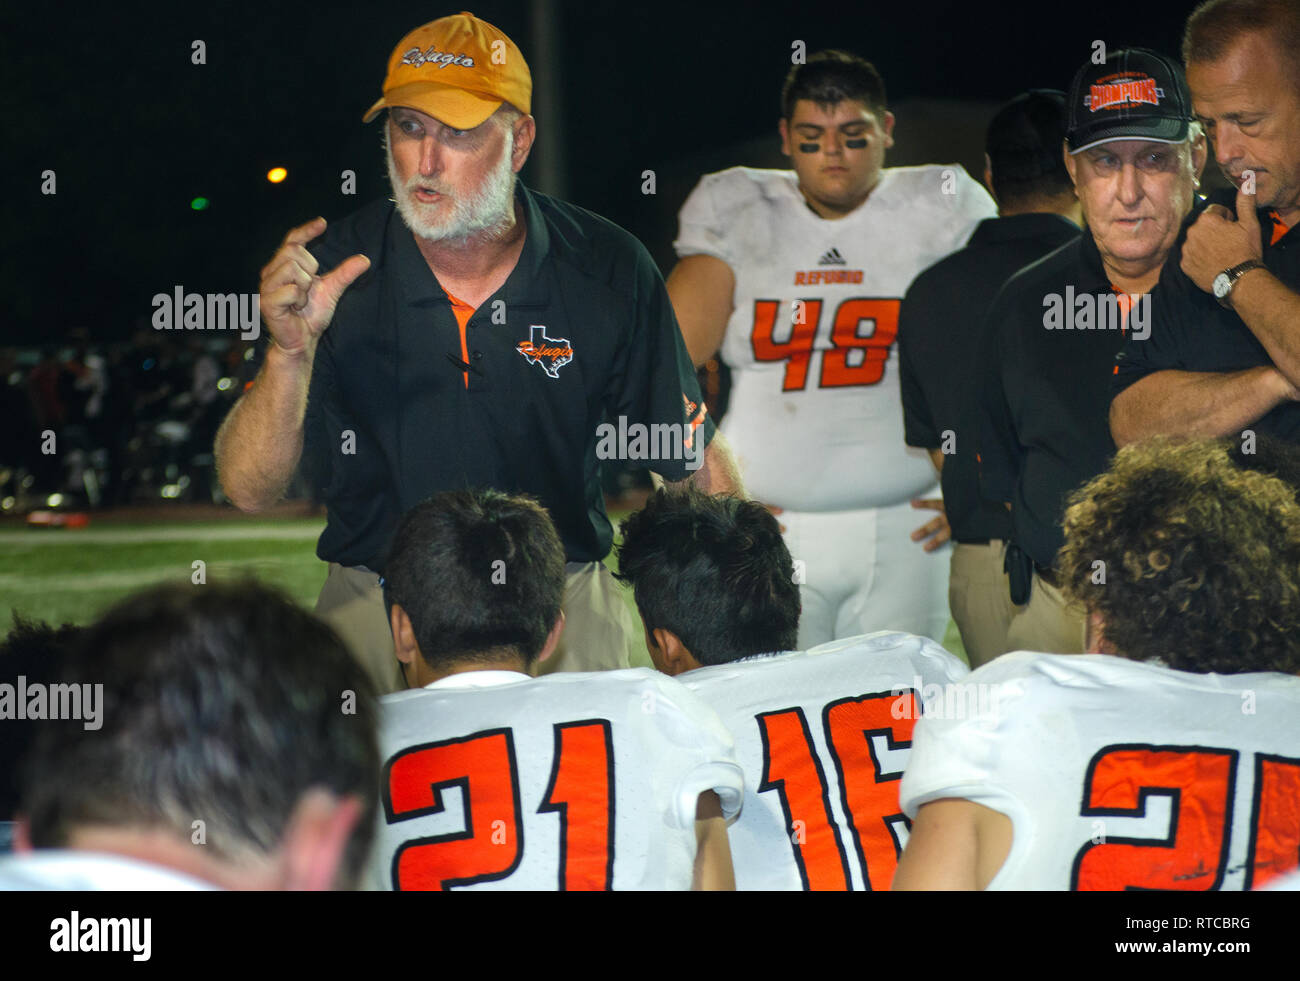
[[363, 12, 531, 129]]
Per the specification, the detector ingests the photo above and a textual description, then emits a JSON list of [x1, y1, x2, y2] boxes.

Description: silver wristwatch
[[1212, 259, 1265, 308]]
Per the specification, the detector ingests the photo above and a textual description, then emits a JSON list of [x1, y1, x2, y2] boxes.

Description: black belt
[[955, 537, 992, 545]]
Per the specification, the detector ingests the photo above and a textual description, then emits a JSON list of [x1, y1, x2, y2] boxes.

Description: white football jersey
[[900, 651, 1300, 890], [680, 631, 969, 890], [0, 851, 218, 891], [674, 165, 995, 511], [368, 669, 744, 891]]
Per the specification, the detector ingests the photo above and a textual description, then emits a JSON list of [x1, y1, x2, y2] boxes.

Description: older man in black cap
[[977, 47, 1206, 654]]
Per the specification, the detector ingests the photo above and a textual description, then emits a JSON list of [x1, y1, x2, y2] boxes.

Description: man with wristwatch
[[1110, 0, 1300, 447]]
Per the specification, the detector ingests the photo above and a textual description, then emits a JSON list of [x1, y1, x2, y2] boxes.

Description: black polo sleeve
[[898, 284, 941, 449], [604, 238, 717, 482]]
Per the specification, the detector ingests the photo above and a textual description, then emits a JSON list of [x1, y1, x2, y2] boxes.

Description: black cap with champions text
[[1066, 47, 1192, 154]]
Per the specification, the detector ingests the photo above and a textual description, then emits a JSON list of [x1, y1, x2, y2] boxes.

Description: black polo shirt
[[899, 213, 1080, 543], [1112, 189, 1300, 438], [978, 228, 1137, 570], [293, 182, 714, 573]]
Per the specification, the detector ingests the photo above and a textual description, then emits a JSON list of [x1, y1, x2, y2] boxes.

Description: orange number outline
[[538, 719, 616, 891], [823, 691, 917, 890], [384, 727, 524, 891], [748, 297, 901, 391], [1071, 744, 1237, 891], [1246, 753, 1300, 890]]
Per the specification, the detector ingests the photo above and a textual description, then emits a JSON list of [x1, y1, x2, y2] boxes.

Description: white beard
[[386, 131, 517, 243]]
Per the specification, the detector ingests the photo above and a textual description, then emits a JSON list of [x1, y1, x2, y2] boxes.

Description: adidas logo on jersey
[[818, 248, 846, 265]]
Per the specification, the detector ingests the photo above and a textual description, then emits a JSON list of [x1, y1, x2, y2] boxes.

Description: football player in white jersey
[[894, 438, 1300, 890], [666, 50, 997, 649], [1, 583, 380, 891], [370, 488, 743, 891], [616, 488, 967, 890]]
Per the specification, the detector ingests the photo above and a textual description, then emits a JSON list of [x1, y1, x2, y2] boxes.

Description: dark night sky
[[3, 0, 1190, 344]]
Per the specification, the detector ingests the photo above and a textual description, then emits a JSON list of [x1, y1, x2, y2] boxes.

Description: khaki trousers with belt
[[314, 560, 645, 696]]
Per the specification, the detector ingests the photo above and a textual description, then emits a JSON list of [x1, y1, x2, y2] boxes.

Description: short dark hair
[[1058, 439, 1300, 674], [19, 583, 380, 887], [986, 90, 1074, 206], [0, 617, 82, 821], [1184, 0, 1300, 87], [782, 50, 887, 120], [384, 489, 566, 669], [615, 489, 800, 665]]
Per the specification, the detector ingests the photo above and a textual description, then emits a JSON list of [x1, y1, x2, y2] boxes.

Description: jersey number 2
[[1071, 744, 1300, 890], [750, 298, 900, 391], [384, 721, 615, 890], [757, 690, 915, 889]]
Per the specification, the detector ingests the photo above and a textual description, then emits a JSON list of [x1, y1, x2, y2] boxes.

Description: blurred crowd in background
[[0, 335, 724, 514], [0, 334, 252, 512]]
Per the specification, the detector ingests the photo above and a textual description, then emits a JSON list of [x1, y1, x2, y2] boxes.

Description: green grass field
[[1, 512, 966, 665]]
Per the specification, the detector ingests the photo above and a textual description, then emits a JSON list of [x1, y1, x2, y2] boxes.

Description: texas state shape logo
[[516, 325, 574, 379]]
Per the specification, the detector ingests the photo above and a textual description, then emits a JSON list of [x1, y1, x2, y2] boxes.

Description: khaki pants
[[949, 540, 1022, 669], [314, 560, 642, 696], [1005, 570, 1087, 655]]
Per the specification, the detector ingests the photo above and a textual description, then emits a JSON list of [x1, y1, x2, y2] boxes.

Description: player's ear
[[535, 611, 565, 667], [653, 627, 699, 676], [279, 789, 364, 891], [778, 117, 792, 159], [983, 153, 997, 203], [881, 109, 895, 149], [390, 603, 418, 667]]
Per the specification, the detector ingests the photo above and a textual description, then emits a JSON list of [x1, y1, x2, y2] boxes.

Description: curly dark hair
[[1057, 438, 1300, 674]]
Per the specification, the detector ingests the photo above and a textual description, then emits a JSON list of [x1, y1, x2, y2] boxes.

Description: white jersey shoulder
[[674, 164, 995, 510], [680, 631, 968, 890], [900, 651, 1300, 890], [0, 850, 219, 891], [369, 668, 743, 891]]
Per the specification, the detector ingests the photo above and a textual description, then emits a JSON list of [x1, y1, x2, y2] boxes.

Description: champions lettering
[[1089, 78, 1161, 112], [400, 46, 475, 68], [794, 269, 864, 285]]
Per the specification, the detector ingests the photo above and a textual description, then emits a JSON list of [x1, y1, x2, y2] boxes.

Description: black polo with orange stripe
[[977, 227, 1141, 571], [297, 182, 714, 573], [1112, 188, 1300, 437]]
